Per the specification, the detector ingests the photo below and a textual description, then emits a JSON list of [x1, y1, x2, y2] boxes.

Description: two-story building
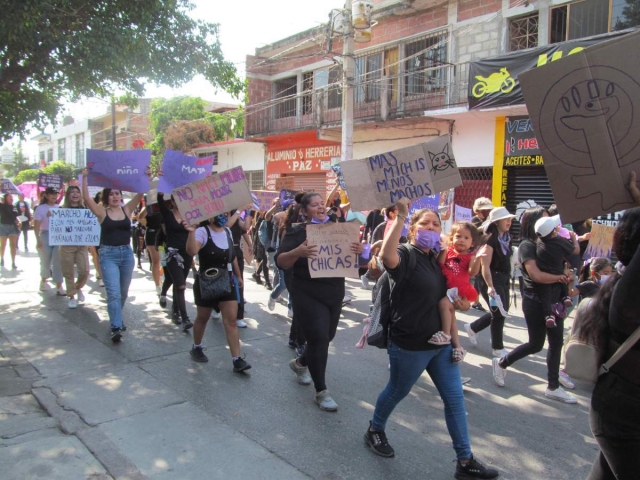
[[245, 0, 638, 210]]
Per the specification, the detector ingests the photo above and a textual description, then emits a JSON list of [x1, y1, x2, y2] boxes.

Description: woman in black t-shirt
[[464, 207, 515, 358], [276, 192, 362, 412], [364, 199, 499, 480], [490, 206, 577, 403], [0, 193, 20, 269]]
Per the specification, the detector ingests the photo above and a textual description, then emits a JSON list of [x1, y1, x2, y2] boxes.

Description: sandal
[[428, 331, 452, 345], [452, 347, 466, 363]]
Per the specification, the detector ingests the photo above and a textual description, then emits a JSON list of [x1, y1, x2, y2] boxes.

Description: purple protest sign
[[157, 149, 213, 193], [38, 173, 64, 191], [86, 149, 151, 193], [1, 178, 21, 195]]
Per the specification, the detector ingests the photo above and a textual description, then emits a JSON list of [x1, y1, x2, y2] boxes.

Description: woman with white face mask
[[570, 257, 614, 300]]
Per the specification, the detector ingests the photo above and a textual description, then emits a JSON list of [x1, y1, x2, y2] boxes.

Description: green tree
[[13, 169, 39, 185], [4, 147, 35, 178], [614, 0, 640, 29], [43, 160, 76, 182], [0, 0, 244, 142]]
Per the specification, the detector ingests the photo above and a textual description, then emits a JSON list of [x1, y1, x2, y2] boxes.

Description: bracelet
[[396, 214, 407, 221]]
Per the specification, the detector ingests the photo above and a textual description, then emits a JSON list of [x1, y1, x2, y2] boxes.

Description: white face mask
[[597, 274, 611, 285]]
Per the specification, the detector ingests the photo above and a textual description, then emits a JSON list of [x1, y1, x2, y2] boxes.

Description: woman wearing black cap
[[34, 187, 65, 294]]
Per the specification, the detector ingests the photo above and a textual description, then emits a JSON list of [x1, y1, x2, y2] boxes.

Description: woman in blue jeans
[[83, 171, 143, 342], [365, 198, 499, 480]]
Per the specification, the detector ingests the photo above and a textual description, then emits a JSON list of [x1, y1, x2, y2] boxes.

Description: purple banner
[[157, 149, 213, 193], [409, 194, 440, 215], [1, 178, 21, 195], [38, 173, 64, 191], [86, 149, 151, 193]]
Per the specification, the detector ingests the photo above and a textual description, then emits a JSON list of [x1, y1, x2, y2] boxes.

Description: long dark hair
[[578, 207, 640, 355], [578, 257, 611, 282], [519, 206, 548, 242]]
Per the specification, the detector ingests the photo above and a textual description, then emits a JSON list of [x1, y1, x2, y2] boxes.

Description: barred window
[[355, 52, 382, 103], [328, 66, 342, 109], [273, 76, 297, 119], [302, 72, 313, 115], [58, 139, 66, 162], [245, 170, 265, 190], [510, 14, 539, 51], [405, 32, 448, 95]]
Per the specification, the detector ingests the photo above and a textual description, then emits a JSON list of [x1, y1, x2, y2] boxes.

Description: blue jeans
[[372, 343, 472, 460], [270, 268, 288, 301], [38, 231, 63, 283], [99, 245, 135, 330]]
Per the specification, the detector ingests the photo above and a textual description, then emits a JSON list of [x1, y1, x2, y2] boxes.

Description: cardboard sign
[[157, 149, 213, 193], [306, 222, 361, 279], [1, 178, 21, 195], [172, 166, 252, 226], [454, 205, 473, 223], [49, 208, 100, 246], [86, 149, 151, 193], [583, 223, 616, 259], [338, 136, 462, 211], [275, 177, 295, 190], [251, 190, 279, 211], [519, 31, 640, 224], [38, 174, 64, 191]]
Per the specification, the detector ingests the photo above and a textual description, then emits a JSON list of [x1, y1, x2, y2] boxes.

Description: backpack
[[367, 244, 417, 349], [258, 218, 269, 247]]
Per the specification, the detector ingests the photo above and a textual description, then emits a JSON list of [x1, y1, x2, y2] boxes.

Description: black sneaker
[[121, 323, 127, 332], [264, 283, 273, 290], [455, 456, 500, 480], [159, 295, 167, 308], [190, 346, 208, 362], [110, 328, 122, 343], [288, 339, 298, 349], [251, 272, 263, 285], [182, 318, 193, 332], [233, 357, 251, 372], [471, 304, 486, 312], [364, 422, 395, 458], [171, 312, 181, 325]]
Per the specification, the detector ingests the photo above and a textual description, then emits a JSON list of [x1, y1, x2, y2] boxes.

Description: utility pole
[[341, 0, 354, 163], [111, 98, 117, 150]]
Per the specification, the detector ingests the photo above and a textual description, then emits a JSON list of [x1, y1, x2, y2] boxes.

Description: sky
[[9, 0, 345, 158]]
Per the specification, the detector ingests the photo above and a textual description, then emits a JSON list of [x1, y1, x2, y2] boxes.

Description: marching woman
[[364, 199, 499, 480], [184, 213, 250, 372], [138, 205, 163, 296], [58, 186, 89, 309], [156, 192, 193, 331], [0, 193, 20, 269], [82, 170, 143, 342], [276, 192, 363, 411], [34, 187, 65, 294]]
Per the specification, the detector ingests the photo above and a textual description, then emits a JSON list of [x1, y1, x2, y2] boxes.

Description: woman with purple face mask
[[364, 199, 500, 480]]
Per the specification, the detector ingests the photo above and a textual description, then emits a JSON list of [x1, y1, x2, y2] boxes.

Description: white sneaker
[[210, 310, 221, 320], [267, 296, 276, 312], [99, 279, 105, 287], [492, 357, 506, 387], [289, 358, 312, 385], [342, 294, 353, 305], [76, 290, 85, 302], [156, 285, 162, 296], [464, 324, 478, 347], [492, 348, 508, 358], [56, 288, 66, 296], [39, 280, 47, 291], [545, 387, 578, 404], [559, 371, 576, 390], [461, 377, 471, 385], [315, 390, 338, 411], [68, 298, 78, 309], [360, 274, 371, 290], [287, 308, 293, 318], [236, 319, 248, 328]]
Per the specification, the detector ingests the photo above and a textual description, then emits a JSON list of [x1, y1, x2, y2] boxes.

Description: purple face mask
[[311, 216, 330, 224], [415, 229, 441, 253]]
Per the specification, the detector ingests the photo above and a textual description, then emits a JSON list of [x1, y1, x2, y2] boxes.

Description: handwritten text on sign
[[49, 209, 101, 246], [306, 222, 361, 279], [172, 166, 253, 226]]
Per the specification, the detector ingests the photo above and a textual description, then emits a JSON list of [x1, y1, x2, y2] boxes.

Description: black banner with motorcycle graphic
[[468, 30, 631, 110]]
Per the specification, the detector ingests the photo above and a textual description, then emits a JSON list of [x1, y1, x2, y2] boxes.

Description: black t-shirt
[[157, 195, 188, 250], [571, 221, 591, 258], [364, 211, 384, 241], [230, 221, 246, 246], [518, 239, 538, 293], [536, 236, 575, 275], [0, 203, 18, 225], [486, 233, 512, 274], [385, 245, 447, 351], [576, 281, 599, 299]]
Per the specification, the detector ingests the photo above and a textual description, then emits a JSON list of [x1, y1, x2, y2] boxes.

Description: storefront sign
[[306, 222, 361, 279], [267, 145, 341, 174], [519, 30, 640, 224], [504, 116, 544, 167], [469, 31, 630, 110]]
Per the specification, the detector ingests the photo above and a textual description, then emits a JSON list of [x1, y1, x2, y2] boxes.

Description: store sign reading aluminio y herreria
[[468, 30, 632, 110]]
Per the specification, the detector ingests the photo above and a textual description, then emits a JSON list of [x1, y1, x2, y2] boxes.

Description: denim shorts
[[0, 224, 19, 237]]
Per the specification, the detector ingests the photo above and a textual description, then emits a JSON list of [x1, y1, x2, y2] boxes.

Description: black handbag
[[198, 228, 234, 301]]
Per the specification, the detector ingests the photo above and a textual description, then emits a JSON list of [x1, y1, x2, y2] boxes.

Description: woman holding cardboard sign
[[82, 170, 144, 342], [276, 192, 363, 412]]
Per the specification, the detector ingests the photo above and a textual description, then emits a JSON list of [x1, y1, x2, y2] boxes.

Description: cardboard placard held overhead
[[172, 167, 253, 226], [157, 149, 213, 193], [338, 136, 462, 211], [49, 209, 101, 246], [1, 178, 21, 195], [251, 190, 279, 211], [583, 223, 616, 259], [275, 177, 295, 191], [306, 222, 361, 279], [519, 30, 640, 224], [454, 205, 473, 223]]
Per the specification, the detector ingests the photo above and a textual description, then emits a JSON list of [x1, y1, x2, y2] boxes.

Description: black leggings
[[291, 285, 343, 392], [164, 252, 193, 320], [284, 271, 305, 346], [499, 294, 564, 389], [470, 273, 510, 350], [234, 247, 245, 320]]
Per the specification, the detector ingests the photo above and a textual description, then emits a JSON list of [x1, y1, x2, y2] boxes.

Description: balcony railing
[[246, 62, 469, 137]]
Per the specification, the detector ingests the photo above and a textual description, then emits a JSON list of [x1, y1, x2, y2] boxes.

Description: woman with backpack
[[276, 192, 362, 412], [581, 200, 640, 477], [364, 198, 500, 480]]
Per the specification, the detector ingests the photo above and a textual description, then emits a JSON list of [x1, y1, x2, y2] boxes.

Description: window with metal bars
[[273, 76, 297, 119], [510, 14, 539, 51], [355, 51, 382, 103], [302, 72, 313, 115], [550, 0, 613, 43], [454, 167, 493, 209], [245, 170, 265, 190], [405, 32, 448, 95], [58, 139, 66, 162], [75, 134, 84, 166], [328, 67, 342, 109]]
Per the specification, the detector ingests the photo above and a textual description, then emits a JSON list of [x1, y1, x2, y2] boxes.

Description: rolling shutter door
[[505, 166, 555, 241], [292, 173, 327, 196]]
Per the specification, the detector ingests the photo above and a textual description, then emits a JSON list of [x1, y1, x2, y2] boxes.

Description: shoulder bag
[[198, 227, 234, 301]]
